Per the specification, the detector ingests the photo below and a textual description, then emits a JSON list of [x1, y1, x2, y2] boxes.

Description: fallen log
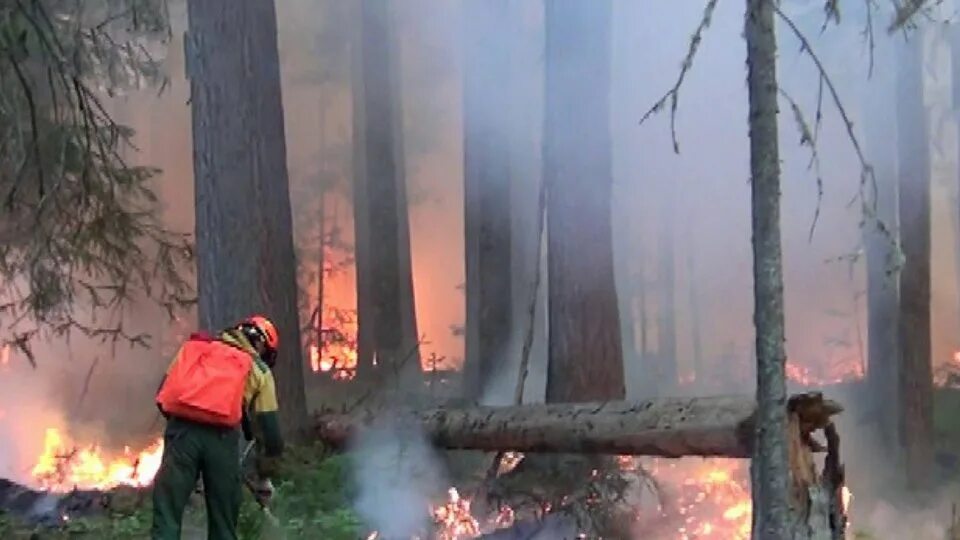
[[317, 395, 758, 458], [317, 392, 847, 538]]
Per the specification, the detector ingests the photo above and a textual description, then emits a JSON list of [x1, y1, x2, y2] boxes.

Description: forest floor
[[0, 443, 361, 540], [6, 383, 960, 539], [3, 442, 960, 539]]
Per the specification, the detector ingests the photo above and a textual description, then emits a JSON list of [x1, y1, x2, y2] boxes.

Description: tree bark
[[315, 393, 841, 461], [319, 395, 756, 457], [351, 0, 421, 383], [349, 0, 374, 378], [462, 0, 514, 401], [543, 0, 624, 403], [744, 0, 791, 537], [185, 0, 308, 437], [658, 177, 678, 392], [685, 220, 704, 382], [896, 29, 935, 490], [862, 32, 900, 452], [952, 24, 960, 341]]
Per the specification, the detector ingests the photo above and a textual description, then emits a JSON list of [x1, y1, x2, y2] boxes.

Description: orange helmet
[[244, 315, 279, 350]]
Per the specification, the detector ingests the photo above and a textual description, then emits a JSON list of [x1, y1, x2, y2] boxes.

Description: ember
[[630, 457, 752, 540], [431, 488, 481, 539], [30, 428, 163, 492]]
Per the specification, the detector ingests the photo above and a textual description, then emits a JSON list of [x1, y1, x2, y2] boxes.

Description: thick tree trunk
[[896, 30, 935, 490], [862, 35, 900, 452], [744, 0, 791, 537], [658, 178, 678, 392], [185, 0, 308, 437], [462, 0, 514, 401], [686, 221, 704, 382], [351, 0, 421, 383], [388, 5, 421, 383], [314, 394, 842, 465], [349, 1, 374, 379], [319, 395, 756, 457], [543, 0, 624, 403], [953, 25, 960, 338]]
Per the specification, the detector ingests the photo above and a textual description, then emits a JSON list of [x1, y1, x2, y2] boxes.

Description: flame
[[785, 357, 864, 387], [431, 488, 481, 539], [306, 308, 359, 380], [628, 457, 752, 539], [31, 428, 163, 492], [934, 350, 960, 387]]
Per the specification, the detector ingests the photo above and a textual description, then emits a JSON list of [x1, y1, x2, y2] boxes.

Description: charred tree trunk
[[744, 0, 791, 537], [462, 0, 514, 401], [862, 35, 900, 452], [185, 0, 308, 437], [896, 30, 934, 490], [351, 0, 421, 383], [543, 0, 624, 403]]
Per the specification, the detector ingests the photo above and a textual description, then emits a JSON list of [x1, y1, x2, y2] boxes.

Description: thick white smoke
[[349, 415, 448, 537]]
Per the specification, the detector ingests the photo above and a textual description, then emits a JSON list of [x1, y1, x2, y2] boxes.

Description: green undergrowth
[[4, 443, 361, 540]]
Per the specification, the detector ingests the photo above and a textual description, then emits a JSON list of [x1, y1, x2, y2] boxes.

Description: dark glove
[[248, 478, 274, 506]]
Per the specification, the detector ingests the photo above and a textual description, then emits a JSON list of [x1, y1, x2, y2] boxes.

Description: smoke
[[0, 360, 65, 485], [856, 497, 955, 539], [480, 513, 580, 540], [348, 414, 448, 537]]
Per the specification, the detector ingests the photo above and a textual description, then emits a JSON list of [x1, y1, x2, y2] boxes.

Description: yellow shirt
[[219, 330, 279, 415]]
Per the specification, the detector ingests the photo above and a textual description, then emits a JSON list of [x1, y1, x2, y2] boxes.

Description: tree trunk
[[896, 29, 935, 491], [314, 394, 841, 468], [462, 0, 514, 401], [388, 4, 421, 383], [658, 177, 678, 392], [543, 0, 624, 403], [351, 0, 421, 383], [862, 32, 900, 452], [744, 0, 791, 537], [319, 395, 756, 457], [686, 220, 704, 382], [349, 0, 374, 379], [185, 0, 308, 437], [952, 24, 960, 340]]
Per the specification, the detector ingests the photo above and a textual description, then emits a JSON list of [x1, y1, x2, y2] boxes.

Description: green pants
[[151, 418, 242, 540]]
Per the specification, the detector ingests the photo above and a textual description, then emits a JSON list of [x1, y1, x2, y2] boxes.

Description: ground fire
[[30, 428, 163, 492], [19, 328, 919, 538]]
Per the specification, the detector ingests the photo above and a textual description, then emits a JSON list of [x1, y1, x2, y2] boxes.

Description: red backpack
[[156, 334, 252, 428]]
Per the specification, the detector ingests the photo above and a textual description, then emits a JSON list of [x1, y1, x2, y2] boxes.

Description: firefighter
[[150, 315, 285, 540]]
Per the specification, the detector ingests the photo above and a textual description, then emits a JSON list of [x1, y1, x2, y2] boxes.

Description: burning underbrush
[[425, 454, 756, 540], [4, 420, 832, 539]]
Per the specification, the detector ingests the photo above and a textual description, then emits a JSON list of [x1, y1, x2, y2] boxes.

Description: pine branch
[[778, 87, 824, 241], [774, 5, 895, 252], [638, 0, 718, 153], [0, 0, 191, 357]]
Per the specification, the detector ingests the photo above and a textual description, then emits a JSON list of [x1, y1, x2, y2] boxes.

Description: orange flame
[[31, 428, 163, 492], [431, 488, 481, 539]]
